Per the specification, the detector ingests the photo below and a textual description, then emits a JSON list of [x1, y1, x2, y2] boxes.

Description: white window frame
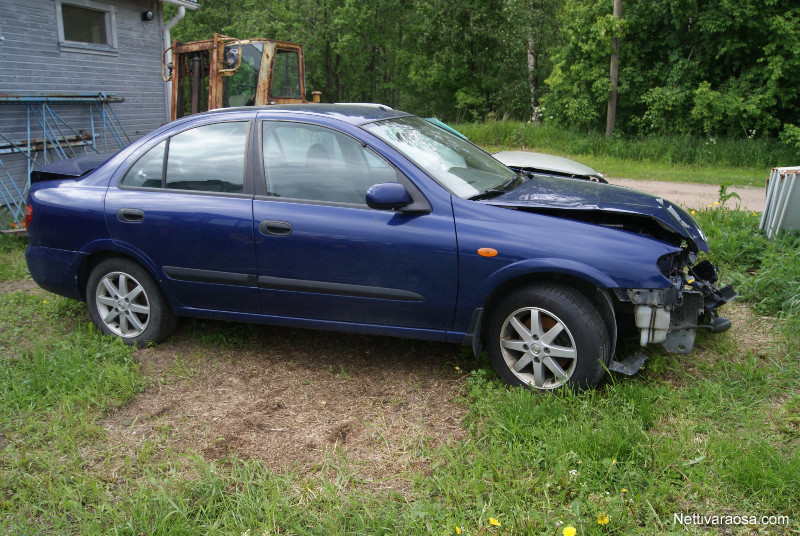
[[55, 0, 118, 56]]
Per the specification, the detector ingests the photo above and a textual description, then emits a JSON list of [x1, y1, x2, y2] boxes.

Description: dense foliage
[[543, 0, 800, 139], [169, 0, 800, 144]]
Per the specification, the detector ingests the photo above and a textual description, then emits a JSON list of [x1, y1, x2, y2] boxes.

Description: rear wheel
[[86, 258, 176, 347], [487, 283, 610, 391]]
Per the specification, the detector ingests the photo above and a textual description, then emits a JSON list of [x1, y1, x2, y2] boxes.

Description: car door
[[252, 120, 458, 331], [105, 120, 260, 313]]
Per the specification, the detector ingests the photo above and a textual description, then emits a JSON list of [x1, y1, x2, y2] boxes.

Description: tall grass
[[456, 120, 798, 170], [694, 204, 800, 348], [695, 206, 800, 321]]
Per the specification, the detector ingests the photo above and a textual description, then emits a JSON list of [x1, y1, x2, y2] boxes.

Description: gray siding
[[0, 0, 170, 201]]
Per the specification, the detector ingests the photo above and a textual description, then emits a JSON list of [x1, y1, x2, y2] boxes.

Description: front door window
[[262, 121, 397, 204]]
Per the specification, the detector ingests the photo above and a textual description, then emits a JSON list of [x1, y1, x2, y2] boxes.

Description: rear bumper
[[25, 244, 86, 301]]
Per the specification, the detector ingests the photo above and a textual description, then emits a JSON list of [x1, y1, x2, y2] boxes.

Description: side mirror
[[366, 182, 411, 210]]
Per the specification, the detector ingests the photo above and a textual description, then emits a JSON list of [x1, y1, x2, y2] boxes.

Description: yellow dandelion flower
[[597, 513, 610, 525], [707, 204, 713, 208], [563, 526, 577, 536], [691, 210, 696, 215], [622, 488, 628, 494], [489, 517, 501, 527], [714, 201, 719, 205], [456, 526, 462, 535]]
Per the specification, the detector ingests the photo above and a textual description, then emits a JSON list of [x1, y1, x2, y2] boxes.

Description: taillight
[[23, 203, 32, 229]]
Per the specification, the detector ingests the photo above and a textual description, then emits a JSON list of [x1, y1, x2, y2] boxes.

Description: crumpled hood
[[490, 176, 709, 252]]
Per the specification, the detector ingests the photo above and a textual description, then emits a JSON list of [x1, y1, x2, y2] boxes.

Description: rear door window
[[122, 121, 249, 193], [123, 140, 165, 188]]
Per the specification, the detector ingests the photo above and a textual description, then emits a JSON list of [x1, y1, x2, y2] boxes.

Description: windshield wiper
[[468, 172, 526, 201], [469, 189, 506, 201]]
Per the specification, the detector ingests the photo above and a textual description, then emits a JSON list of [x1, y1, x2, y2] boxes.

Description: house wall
[[0, 0, 171, 208]]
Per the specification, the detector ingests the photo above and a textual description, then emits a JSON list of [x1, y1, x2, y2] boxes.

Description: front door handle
[[259, 220, 292, 236], [117, 208, 144, 223]]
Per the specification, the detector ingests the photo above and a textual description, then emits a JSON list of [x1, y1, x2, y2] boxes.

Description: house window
[[56, 0, 117, 55], [62, 4, 108, 44]]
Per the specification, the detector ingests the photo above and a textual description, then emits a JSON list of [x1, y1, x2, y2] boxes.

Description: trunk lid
[[30, 154, 115, 183]]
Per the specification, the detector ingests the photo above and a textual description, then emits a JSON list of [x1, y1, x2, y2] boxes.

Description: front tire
[[86, 258, 176, 347], [487, 283, 611, 391]]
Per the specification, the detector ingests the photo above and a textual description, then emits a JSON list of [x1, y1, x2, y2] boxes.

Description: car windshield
[[363, 116, 517, 199]]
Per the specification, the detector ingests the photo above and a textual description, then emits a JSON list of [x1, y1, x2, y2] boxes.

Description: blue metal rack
[[0, 93, 130, 225]]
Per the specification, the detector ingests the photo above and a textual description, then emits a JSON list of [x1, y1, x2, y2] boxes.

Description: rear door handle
[[117, 208, 145, 223], [259, 220, 292, 236]]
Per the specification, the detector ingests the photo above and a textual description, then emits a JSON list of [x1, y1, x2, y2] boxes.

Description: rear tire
[[86, 258, 176, 347], [487, 283, 610, 391]]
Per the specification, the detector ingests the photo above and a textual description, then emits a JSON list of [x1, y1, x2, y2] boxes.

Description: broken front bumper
[[615, 274, 737, 355]]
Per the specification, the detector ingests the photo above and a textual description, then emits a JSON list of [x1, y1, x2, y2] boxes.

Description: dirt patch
[[101, 321, 469, 489], [722, 301, 781, 354], [97, 304, 775, 488], [0, 279, 42, 295], [607, 178, 765, 212]]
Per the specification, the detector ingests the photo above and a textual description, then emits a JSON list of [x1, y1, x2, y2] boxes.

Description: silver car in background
[[493, 150, 607, 183]]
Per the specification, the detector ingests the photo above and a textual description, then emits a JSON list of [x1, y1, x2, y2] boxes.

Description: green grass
[[1, 207, 799, 534], [457, 120, 797, 187], [0, 234, 29, 281], [571, 155, 766, 186], [694, 204, 800, 349]]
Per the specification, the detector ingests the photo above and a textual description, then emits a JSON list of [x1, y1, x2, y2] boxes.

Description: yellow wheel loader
[[163, 33, 318, 121]]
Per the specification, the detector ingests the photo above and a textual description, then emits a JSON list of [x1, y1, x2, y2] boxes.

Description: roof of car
[[203, 103, 411, 125]]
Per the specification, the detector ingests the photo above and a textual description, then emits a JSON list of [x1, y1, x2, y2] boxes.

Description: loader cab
[[163, 34, 306, 121]]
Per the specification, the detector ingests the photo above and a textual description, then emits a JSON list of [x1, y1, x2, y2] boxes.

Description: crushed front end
[[486, 175, 738, 359], [615, 250, 737, 355]]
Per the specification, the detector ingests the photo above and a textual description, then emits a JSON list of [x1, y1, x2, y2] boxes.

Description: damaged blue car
[[25, 104, 735, 391]]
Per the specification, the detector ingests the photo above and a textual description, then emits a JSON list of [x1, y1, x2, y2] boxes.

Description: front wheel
[[487, 283, 611, 391], [86, 258, 176, 347]]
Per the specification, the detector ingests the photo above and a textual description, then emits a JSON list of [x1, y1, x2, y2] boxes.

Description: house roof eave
[[160, 0, 200, 10]]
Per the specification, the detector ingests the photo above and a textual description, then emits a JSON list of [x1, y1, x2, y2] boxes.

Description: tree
[[541, 0, 623, 130], [166, 0, 800, 136], [605, 0, 621, 137], [504, 0, 561, 121]]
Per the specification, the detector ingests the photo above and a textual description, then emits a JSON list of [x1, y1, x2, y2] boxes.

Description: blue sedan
[[24, 104, 735, 390]]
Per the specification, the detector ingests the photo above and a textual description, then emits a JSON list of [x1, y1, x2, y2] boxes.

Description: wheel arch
[[77, 242, 164, 301], [476, 271, 617, 361]]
